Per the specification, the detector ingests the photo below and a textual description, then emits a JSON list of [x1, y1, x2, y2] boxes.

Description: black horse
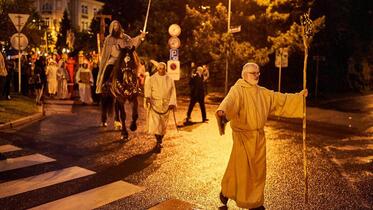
[[102, 46, 141, 141]]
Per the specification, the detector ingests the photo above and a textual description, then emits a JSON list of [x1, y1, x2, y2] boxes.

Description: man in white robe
[[216, 62, 308, 209], [144, 62, 177, 153], [45, 59, 58, 97], [76, 60, 93, 104]]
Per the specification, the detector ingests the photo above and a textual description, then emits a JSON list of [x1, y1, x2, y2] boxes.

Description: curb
[[0, 104, 46, 130], [268, 116, 362, 135]]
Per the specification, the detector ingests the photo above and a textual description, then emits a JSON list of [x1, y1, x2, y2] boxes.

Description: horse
[[102, 46, 141, 141]]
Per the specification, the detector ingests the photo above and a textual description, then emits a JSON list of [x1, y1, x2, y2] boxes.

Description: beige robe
[[145, 73, 177, 135], [217, 79, 303, 208], [46, 64, 58, 95], [76, 67, 93, 104]]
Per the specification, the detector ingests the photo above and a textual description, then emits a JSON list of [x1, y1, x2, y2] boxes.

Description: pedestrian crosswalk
[[0, 166, 95, 198], [0, 144, 145, 209], [0, 144, 21, 153], [0, 154, 55, 172], [30, 181, 144, 210], [0, 143, 196, 209]]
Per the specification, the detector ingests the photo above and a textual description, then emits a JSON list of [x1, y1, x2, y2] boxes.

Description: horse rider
[[96, 20, 146, 127]]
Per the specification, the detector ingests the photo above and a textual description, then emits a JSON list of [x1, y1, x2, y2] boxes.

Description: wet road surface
[[0, 98, 371, 209]]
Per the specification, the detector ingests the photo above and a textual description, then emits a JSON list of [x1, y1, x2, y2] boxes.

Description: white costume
[[46, 61, 58, 95], [145, 72, 177, 135], [76, 66, 93, 104]]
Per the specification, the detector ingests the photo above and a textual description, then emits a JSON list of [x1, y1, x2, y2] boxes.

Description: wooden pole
[[225, 0, 231, 95], [301, 21, 309, 205]]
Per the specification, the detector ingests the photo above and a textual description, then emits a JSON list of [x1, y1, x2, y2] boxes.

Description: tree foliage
[[0, 0, 46, 49], [56, 10, 71, 50]]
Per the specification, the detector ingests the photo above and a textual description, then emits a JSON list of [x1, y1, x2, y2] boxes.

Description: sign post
[[275, 48, 288, 92], [9, 13, 30, 93], [168, 24, 181, 81]]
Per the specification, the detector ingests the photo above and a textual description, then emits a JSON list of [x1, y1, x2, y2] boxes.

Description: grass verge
[[0, 95, 39, 124]]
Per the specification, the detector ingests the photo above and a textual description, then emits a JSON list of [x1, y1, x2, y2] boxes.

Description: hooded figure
[[45, 59, 58, 96], [76, 59, 93, 104], [96, 20, 145, 94], [216, 62, 307, 209], [144, 61, 177, 153]]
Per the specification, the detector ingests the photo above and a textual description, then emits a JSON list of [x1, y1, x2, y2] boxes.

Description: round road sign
[[10, 33, 28, 51]]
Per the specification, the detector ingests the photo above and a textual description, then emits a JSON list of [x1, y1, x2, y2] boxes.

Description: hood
[[234, 78, 257, 88], [108, 20, 122, 35]]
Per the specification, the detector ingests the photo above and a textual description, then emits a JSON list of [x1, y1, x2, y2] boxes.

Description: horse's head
[[119, 46, 136, 68], [111, 45, 141, 101]]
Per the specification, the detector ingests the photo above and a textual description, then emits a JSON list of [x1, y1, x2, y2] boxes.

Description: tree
[[0, 0, 47, 49], [56, 9, 71, 50], [182, 1, 325, 90]]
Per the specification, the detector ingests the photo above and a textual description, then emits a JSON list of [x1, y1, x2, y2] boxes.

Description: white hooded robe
[[144, 73, 177, 135]]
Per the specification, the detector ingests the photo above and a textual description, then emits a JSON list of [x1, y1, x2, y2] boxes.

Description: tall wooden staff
[[300, 9, 314, 204]]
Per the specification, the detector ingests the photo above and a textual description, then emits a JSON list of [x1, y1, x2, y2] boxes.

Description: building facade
[[33, 0, 104, 32]]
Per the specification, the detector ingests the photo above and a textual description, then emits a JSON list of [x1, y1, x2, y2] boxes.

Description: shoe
[[114, 121, 122, 130], [120, 132, 129, 142], [130, 121, 137, 131], [154, 143, 162, 153], [184, 118, 192, 125], [101, 122, 108, 127], [202, 118, 209, 123], [219, 192, 228, 205], [7, 95, 11, 100]]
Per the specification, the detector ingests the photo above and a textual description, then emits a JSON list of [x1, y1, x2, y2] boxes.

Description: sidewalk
[[2, 93, 372, 134], [203, 92, 373, 134]]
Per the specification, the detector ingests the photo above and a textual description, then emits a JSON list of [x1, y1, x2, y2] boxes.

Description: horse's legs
[[114, 100, 122, 130], [119, 102, 129, 140], [100, 94, 112, 127], [129, 96, 138, 131], [100, 65, 114, 127]]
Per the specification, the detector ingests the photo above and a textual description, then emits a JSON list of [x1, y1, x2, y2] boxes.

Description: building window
[[81, 5, 88, 14], [81, 21, 89, 31], [56, 0, 62, 9], [42, 3, 52, 12], [44, 18, 50, 27]]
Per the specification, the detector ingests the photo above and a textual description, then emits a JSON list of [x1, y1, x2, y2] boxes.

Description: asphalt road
[[0, 98, 371, 209]]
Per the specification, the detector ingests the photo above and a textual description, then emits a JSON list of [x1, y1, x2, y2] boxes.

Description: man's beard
[[244, 77, 259, 85], [112, 30, 121, 38]]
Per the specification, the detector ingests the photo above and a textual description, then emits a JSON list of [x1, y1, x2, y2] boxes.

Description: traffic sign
[[167, 60, 180, 80], [229, 25, 241, 33], [275, 48, 288, 68], [169, 49, 179, 60], [8, 13, 30, 32], [10, 33, 28, 51], [168, 36, 181, 49], [168, 24, 181, 37]]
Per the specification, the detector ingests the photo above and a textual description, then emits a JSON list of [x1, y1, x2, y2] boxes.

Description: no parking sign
[[167, 60, 180, 80]]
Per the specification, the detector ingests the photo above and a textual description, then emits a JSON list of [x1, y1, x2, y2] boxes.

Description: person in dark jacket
[[185, 66, 208, 123], [34, 56, 46, 105]]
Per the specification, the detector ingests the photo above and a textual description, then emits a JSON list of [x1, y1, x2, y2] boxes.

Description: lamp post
[[224, 0, 231, 95]]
